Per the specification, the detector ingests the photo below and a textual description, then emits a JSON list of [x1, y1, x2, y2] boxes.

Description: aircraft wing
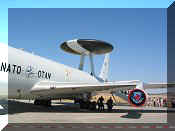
[[30, 80, 173, 97], [30, 81, 139, 96], [143, 82, 175, 89]]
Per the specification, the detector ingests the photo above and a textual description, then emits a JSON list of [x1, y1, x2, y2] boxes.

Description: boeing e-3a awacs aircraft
[[0, 39, 168, 108]]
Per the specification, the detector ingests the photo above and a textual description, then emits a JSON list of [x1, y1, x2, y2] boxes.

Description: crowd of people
[[146, 97, 167, 107], [171, 98, 175, 108], [77, 95, 175, 110]]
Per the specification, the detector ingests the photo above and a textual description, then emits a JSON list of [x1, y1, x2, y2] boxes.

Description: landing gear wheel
[[79, 99, 91, 109], [34, 99, 51, 107], [34, 99, 39, 105], [46, 100, 51, 107]]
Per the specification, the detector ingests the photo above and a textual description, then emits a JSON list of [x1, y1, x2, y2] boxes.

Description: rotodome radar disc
[[60, 39, 114, 55]]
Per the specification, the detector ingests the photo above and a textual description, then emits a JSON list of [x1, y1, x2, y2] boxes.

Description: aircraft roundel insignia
[[128, 89, 146, 107]]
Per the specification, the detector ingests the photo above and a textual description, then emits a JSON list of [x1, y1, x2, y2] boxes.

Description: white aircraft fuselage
[[1, 41, 165, 107], [1, 43, 100, 99]]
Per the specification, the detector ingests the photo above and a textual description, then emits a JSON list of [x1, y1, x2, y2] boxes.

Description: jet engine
[[128, 88, 147, 107]]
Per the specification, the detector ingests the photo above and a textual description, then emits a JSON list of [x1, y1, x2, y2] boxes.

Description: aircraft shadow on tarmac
[[7, 100, 168, 116], [120, 111, 142, 119]]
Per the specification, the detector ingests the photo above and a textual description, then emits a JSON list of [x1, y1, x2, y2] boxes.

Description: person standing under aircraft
[[153, 97, 156, 107], [97, 98, 101, 111], [97, 96, 104, 111], [107, 97, 113, 111]]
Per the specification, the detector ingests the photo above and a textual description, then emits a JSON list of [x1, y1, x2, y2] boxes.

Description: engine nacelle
[[128, 88, 147, 107]]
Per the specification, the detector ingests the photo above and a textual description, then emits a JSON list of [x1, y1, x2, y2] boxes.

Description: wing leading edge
[[30, 81, 138, 96], [30, 81, 173, 97]]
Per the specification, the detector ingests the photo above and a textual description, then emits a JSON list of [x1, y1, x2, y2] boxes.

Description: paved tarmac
[[7, 100, 169, 123]]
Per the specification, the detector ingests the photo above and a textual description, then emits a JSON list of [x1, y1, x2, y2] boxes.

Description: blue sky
[[8, 8, 167, 83], [0, 0, 174, 43]]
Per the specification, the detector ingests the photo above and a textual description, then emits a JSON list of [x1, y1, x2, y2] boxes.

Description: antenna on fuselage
[[60, 39, 113, 76]]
